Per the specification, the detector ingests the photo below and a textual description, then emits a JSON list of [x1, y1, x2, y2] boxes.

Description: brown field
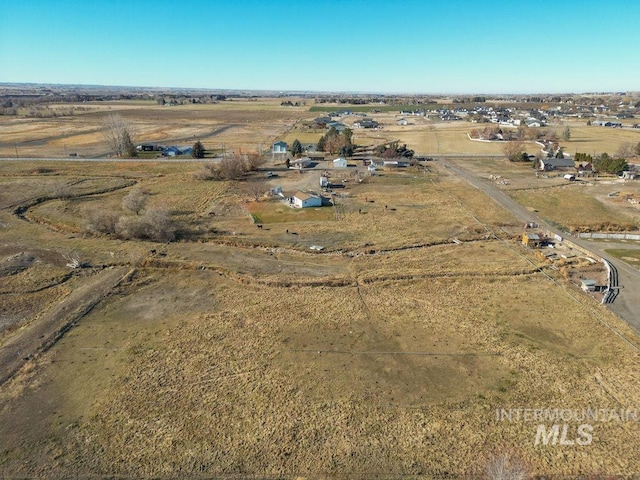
[[2, 99, 640, 477], [1, 154, 640, 478], [0, 99, 310, 158], [3, 99, 640, 160]]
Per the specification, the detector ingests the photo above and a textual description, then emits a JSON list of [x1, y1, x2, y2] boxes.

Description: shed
[[291, 157, 312, 169], [333, 157, 347, 168], [581, 279, 597, 292], [292, 191, 322, 208], [522, 232, 542, 247]]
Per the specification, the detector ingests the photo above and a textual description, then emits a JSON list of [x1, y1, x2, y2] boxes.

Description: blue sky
[[1, 0, 639, 94]]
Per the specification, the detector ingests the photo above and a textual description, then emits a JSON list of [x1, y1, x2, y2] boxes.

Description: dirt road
[[0, 266, 130, 386], [442, 159, 640, 333]]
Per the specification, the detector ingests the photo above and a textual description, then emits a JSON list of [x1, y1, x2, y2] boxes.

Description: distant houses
[[592, 121, 623, 128]]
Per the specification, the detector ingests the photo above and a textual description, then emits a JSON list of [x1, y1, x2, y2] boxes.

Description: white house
[[292, 191, 322, 208], [396, 118, 408, 126], [333, 157, 347, 168], [368, 164, 376, 175], [272, 141, 288, 154]]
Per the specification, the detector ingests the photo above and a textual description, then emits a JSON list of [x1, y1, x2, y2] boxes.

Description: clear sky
[[1, 0, 639, 94]]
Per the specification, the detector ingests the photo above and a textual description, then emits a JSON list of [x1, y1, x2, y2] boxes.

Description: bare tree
[[485, 452, 528, 480], [502, 140, 525, 162], [102, 114, 137, 157], [218, 156, 247, 180], [242, 180, 267, 201], [193, 163, 221, 180], [245, 154, 266, 171], [122, 187, 148, 215], [616, 142, 635, 159]]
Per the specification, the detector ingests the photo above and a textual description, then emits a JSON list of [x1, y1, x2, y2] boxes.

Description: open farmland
[[1, 154, 640, 478], [0, 99, 311, 158]]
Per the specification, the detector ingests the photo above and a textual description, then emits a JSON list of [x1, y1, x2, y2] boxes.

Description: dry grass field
[[2, 100, 640, 478], [0, 99, 310, 158], [1, 154, 640, 478]]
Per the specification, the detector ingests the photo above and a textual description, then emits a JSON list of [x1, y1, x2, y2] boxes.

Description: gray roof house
[[538, 157, 575, 171]]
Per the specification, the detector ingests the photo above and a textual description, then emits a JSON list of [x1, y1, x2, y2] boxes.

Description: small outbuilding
[[581, 279, 597, 292], [290, 157, 312, 169], [522, 232, 542, 247], [333, 157, 347, 168]]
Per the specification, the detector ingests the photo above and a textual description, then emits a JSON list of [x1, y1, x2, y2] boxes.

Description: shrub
[[85, 209, 119, 235]]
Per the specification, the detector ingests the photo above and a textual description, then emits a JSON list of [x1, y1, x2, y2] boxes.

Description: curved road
[[442, 159, 640, 333]]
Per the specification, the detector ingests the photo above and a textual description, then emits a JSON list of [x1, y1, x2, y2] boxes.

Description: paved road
[[442, 159, 640, 333]]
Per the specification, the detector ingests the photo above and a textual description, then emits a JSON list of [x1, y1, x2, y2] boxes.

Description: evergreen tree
[[291, 139, 303, 157], [192, 140, 205, 159]]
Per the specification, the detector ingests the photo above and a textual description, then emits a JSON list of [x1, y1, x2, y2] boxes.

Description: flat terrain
[[1, 100, 640, 478]]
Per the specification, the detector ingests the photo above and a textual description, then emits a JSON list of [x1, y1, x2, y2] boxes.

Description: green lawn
[[246, 200, 333, 224], [605, 248, 640, 268]]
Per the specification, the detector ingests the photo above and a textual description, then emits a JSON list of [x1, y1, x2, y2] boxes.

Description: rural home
[[327, 121, 347, 132], [333, 157, 347, 168], [577, 162, 593, 175], [272, 141, 288, 154], [396, 118, 408, 126], [352, 119, 379, 129], [292, 191, 322, 208], [522, 232, 542, 247], [538, 157, 575, 171], [162, 146, 192, 157]]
